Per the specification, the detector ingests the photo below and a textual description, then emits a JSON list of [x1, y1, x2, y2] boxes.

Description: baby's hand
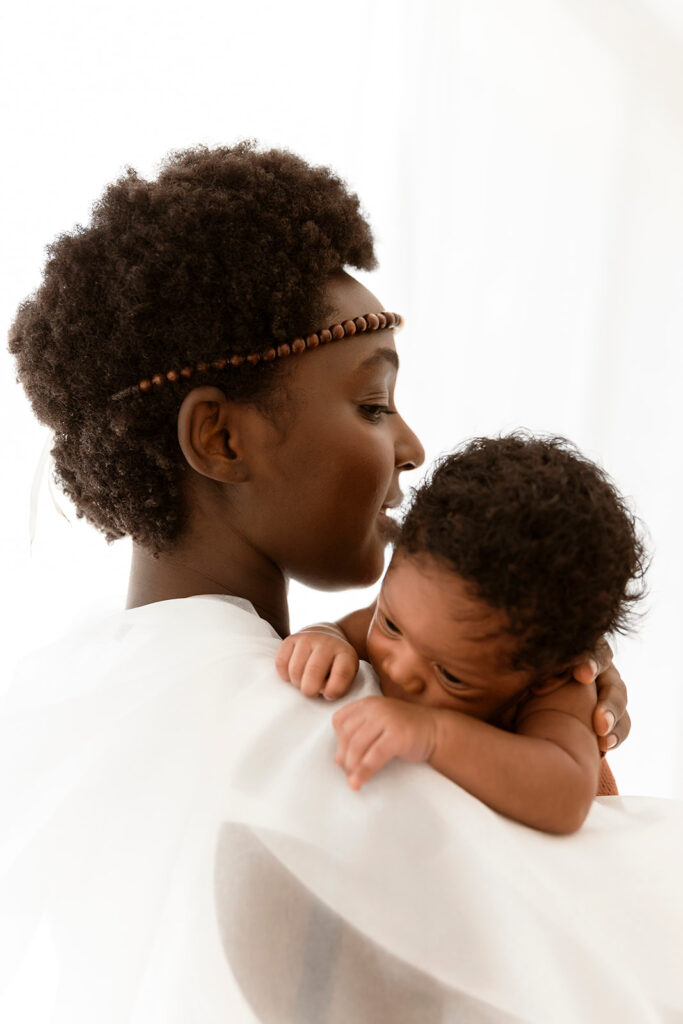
[[275, 626, 359, 700], [332, 697, 437, 790]]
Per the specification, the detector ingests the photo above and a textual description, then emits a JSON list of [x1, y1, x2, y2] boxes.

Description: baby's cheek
[[365, 626, 382, 669], [366, 628, 391, 692]]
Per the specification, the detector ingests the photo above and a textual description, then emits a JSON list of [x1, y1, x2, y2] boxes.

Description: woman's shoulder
[[5, 595, 280, 712]]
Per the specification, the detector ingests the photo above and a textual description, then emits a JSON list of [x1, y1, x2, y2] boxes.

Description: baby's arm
[[275, 603, 375, 700], [333, 680, 600, 834], [430, 681, 601, 833]]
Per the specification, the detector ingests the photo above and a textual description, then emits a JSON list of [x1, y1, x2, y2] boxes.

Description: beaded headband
[[111, 310, 403, 401]]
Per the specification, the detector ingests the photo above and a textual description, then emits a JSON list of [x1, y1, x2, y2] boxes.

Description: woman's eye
[[436, 666, 464, 687], [359, 404, 395, 422]]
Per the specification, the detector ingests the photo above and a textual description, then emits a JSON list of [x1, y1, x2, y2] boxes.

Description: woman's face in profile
[[244, 274, 425, 590]]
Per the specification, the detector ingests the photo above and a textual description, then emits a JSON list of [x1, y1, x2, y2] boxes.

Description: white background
[[1, 0, 682, 797]]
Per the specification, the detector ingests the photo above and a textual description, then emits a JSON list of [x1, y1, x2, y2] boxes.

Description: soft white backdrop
[[2, 0, 682, 797]]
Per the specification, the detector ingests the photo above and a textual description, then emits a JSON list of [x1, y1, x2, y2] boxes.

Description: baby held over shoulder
[[276, 434, 646, 835]]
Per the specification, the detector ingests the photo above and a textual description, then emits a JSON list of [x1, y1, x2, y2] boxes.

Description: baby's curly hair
[[9, 142, 376, 551], [398, 434, 647, 677]]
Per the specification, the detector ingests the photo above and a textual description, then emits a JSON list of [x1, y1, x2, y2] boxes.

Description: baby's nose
[[385, 660, 425, 696], [399, 676, 425, 696]]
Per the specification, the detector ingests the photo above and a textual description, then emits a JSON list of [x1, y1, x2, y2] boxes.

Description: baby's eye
[[435, 666, 464, 687], [382, 615, 401, 635]]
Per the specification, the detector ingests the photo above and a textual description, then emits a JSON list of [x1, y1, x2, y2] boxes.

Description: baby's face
[[366, 552, 534, 725]]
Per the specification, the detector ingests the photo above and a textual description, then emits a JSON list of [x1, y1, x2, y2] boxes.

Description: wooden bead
[[130, 311, 404, 398]]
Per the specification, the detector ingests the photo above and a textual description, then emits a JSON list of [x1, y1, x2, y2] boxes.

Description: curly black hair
[[398, 434, 647, 677], [9, 142, 376, 551]]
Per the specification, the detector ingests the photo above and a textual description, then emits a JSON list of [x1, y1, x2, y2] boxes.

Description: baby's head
[[367, 434, 646, 723]]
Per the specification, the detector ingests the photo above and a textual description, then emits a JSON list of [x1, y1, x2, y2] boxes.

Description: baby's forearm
[[428, 710, 598, 834]]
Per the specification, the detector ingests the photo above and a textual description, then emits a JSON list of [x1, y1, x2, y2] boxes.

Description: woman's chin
[[338, 553, 385, 590], [289, 523, 391, 591], [293, 552, 383, 592], [353, 528, 394, 585]]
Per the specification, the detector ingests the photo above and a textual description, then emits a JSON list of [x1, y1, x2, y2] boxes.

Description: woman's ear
[[177, 387, 250, 483]]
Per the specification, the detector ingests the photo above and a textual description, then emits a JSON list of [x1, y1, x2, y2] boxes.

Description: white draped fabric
[[3, 0, 683, 799], [2, 596, 682, 1023]]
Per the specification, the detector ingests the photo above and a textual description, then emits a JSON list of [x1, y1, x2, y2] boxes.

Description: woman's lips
[[377, 493, 403, 539], [379, 492, 403, 517], [377, 509, 401, 541]]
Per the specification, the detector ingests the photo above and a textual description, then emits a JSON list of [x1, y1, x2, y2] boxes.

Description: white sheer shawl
[[1, 595, 682, 1023]]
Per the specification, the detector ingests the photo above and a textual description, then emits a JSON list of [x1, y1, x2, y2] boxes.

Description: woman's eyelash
[[359, 404, 396, 421]]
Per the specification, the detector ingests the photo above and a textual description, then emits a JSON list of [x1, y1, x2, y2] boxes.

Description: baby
[[276, 434, 646, 834]]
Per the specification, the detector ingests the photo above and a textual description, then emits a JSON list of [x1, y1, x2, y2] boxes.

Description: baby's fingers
[[336, 719, 384, 784], [285, 640, 320, 691], [299, 651, 335, 698], [332, 697, 382, 749], [346, 731, 396, 790], [322, 652, 359, 700], [333, 700, 391, 785], [333, 700, 371, 765], [275, 636, 296, 682]]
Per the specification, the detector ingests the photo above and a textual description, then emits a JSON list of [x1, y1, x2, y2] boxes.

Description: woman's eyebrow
[[354, 347, 399, 373]]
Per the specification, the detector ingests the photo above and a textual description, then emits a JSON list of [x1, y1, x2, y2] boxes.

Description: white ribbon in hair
[[28, 431, 71, 549]]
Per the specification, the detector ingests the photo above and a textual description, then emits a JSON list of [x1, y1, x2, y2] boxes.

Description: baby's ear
[[529, 667, 575, 697]]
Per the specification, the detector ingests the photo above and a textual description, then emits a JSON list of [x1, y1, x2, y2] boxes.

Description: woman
[[3, 143, 680, 1023]]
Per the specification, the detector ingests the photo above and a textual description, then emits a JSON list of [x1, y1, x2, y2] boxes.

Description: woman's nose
[[395, 415, 425, 471]]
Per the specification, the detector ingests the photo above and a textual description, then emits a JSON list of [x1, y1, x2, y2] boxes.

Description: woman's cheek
[[353, 420, 398, 489]]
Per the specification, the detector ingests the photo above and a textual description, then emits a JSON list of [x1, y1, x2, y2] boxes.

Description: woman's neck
[[126, 541, 291, 638]]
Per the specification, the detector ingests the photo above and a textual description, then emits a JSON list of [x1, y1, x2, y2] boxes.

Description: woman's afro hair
[[398, 433, 647, 677], [9, 142, 376, 551]]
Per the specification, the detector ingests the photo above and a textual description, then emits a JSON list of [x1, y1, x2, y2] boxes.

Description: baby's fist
[[275, 627, 359, 700]]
